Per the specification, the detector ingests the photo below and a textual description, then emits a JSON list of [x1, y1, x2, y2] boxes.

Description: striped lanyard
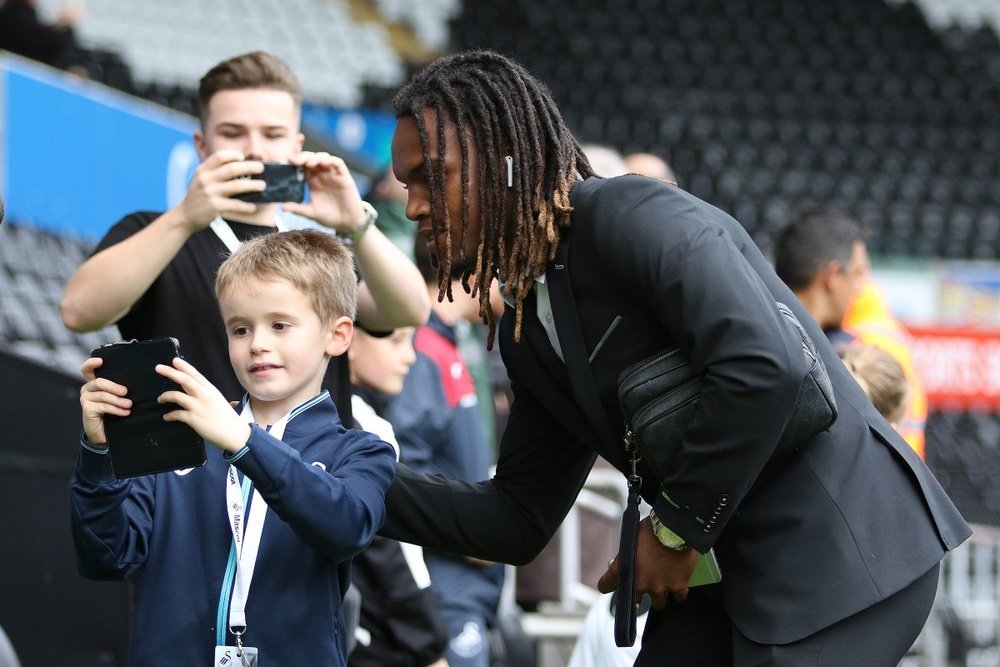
[[215, 402, 290, 645]]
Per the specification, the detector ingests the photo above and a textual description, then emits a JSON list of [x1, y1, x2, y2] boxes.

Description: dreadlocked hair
[[393, 50, 594, 347]]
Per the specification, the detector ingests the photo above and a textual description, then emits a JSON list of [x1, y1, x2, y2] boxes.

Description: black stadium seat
[[0, 223, 118, 376], [452, 0, 997, 261]]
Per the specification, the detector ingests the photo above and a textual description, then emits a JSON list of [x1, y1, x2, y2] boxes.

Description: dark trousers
[[636, 563, 940, 666]]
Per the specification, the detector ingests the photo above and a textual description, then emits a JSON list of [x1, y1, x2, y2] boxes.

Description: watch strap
[[342, 201, 378, 244]]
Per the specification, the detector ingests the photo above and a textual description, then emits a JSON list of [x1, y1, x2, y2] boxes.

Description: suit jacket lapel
[[518, 290, 572, 387], [547, 243, 618, 448], [502, 299, 597, 448]]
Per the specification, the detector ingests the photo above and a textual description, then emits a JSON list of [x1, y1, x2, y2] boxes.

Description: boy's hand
[[79, 357, 131, 446], [156, 357, 251, 454], [283, 152, 368, 235]]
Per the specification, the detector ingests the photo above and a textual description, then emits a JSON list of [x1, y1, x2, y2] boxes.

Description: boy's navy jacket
[[70, 391, 396, 666]]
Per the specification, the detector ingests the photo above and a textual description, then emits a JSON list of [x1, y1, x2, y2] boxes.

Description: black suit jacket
[[383, 175, 970, 644]]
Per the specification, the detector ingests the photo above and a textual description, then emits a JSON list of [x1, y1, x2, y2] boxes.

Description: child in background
[[384, 239, 507, 667], [347, 326, 450, 667], [70, 230, 396, 666], [348, 327, 418, 443], [838, 342, 910, 427]]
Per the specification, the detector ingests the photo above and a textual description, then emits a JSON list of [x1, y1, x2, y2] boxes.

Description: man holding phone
[[60, 51, 429, 418]]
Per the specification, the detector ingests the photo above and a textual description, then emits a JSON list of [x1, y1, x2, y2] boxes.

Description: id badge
[[214, 645, 259, 666]]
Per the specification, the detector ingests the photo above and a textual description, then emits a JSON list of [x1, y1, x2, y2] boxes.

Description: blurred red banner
[[909, 326, 1000, 410]]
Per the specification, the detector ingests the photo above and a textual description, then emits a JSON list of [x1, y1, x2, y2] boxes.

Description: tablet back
[[92, 338, 206, 478]]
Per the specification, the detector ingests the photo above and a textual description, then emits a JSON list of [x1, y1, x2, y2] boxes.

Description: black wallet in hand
[[92, 338, 206, 478], [613, 484, 642, 647]]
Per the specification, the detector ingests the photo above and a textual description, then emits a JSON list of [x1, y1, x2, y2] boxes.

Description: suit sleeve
[[592, 177, 810, 552], [382, 368, 597, 565], [69, 440, 156, 580]]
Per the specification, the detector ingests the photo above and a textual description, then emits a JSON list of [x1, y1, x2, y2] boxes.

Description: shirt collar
[[498, 274, 546, 309]]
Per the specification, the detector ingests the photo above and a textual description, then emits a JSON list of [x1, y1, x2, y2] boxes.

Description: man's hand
[[79, 357, 131, 446], [596, 516, 699, 609], [175, 150, 267, 232], [283, 152, 368, 235], [156, 357, 250, 453]]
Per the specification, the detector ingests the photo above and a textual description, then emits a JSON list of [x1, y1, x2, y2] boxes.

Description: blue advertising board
[[0, 54, 198, 242], [0, 55, 396, 242], [301, 103, 396, 175]]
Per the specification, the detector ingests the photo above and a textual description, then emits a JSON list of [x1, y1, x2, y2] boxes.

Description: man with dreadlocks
[[376, 50, 969, 666]]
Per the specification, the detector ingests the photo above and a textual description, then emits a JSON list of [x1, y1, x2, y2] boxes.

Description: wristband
[[224, 445, 250, 463], [81, 435, 110, 455], [649, 509, 688, 551]]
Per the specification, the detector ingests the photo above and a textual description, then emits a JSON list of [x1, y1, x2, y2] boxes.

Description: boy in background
[[70, 230, 395, 666], [347, 325, 450, 667], [384, 240, 505, 667]]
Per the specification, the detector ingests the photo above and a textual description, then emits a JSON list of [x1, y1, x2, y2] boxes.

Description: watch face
[[652, 519, 687, 550], [660, 530, 687, 550], [360, 201, 378, 219]]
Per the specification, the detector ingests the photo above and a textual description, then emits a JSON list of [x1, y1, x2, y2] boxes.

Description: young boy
[[70, 229, 396, 666]]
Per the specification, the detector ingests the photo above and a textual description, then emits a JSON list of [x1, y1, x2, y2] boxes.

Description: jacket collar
[[426, 309, 456, 346]]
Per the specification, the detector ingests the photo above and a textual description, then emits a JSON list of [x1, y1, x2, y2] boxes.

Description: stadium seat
[[0, 224, 119, 377], [39, 0, 411, 108]]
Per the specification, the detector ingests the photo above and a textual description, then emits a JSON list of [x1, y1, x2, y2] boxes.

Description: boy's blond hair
[[215, 230, 357, 324], [838, 343, 909, 425]]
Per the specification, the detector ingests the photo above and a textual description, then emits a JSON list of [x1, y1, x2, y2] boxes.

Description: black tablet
[[91, 338, 207, 478]]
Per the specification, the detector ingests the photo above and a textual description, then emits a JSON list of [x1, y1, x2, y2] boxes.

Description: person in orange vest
[[842, 281, 927, 459]]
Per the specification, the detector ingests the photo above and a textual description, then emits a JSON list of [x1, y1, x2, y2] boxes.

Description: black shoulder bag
[[611, 301, 837, 646]]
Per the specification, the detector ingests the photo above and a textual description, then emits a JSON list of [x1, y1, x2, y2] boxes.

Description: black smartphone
[[233, 162, 306, 203], [91, 337, 207, 478]]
